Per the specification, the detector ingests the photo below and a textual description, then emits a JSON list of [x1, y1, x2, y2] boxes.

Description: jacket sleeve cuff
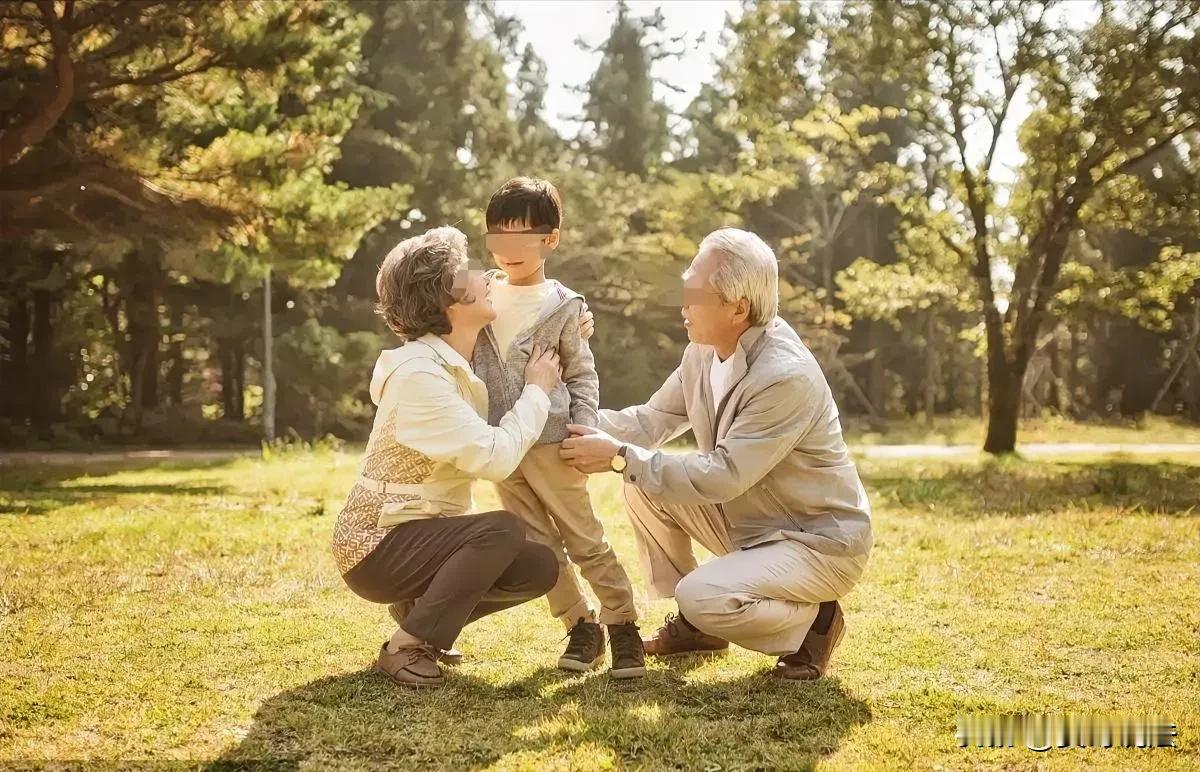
[[621, 444, 654, 486], [521, 384, 551, 411]]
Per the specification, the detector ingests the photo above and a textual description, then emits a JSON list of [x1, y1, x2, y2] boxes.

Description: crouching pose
[[562, 227, 873, 681], [332, 226, 564, 688]]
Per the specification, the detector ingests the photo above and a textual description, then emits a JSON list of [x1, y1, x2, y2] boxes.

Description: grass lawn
[[1, 449, 1198, 769]]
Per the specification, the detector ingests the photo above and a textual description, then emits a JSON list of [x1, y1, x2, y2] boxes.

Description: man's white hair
[[698, 227, 779, 326]]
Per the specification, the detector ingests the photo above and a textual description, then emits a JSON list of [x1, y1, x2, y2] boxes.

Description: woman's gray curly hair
[[375, 226, 473, 340]]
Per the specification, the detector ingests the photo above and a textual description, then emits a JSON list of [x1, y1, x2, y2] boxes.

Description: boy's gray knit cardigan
[[471, 279, 599, 445]]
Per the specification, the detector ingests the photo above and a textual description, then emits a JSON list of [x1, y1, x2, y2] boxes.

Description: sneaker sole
[[557, 654, 605, 672], [610, 665, 647, 679]]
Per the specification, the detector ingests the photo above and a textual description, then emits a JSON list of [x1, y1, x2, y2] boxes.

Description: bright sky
[[498, 1, 1099, 190], [498, 0, 740, 134]]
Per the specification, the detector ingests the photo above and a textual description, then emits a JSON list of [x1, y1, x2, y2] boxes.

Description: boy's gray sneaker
[[558, 618, 605, 672]]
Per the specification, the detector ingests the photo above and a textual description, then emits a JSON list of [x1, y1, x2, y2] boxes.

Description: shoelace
[[403, 644, 440, 664], [610, 624, 642, 659], [662, 612, 682, 638], [563, 620, 600, 651]]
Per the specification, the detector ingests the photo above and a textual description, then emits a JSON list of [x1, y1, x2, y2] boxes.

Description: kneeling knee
[[674, 575, 729, 629], [482, 510, 526, 547], [527, 542, 560, 593]]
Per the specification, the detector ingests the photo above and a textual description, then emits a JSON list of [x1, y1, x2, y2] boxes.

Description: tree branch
[[84, 51, 225, 93], [1090, 121, 1199, 190], [0, 0, 75, 168]]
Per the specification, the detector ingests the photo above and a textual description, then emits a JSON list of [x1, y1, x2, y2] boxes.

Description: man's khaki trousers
[[623, 483, 868, 656], [497, 444, 638, 627]]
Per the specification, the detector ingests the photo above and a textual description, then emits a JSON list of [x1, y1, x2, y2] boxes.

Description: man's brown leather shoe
[[772, 601, 845, 681], [643, 612, 729, 657], [388, 601, 463, 666], [375, 643, 444, 688]]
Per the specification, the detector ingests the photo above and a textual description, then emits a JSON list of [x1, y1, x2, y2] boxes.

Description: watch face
[[612, 455, 627, 472]]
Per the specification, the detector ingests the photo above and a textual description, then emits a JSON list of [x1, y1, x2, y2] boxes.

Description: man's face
[[485, 219, 560, 284], [680, 249, 737, 346]]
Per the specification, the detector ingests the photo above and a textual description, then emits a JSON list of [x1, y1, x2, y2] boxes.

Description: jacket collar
[[707, 320, 775, 427], [705, 321, 772, 372], [414, 333, 474, 374]]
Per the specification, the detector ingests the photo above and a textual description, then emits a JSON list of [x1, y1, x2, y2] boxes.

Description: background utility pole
[[263, 267, 276, 443]]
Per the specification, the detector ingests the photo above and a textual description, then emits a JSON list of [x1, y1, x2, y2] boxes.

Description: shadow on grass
[[0, 460, 238, 516], [213, 656, 871, 769], [0, 482, 230, 516], [865, 459, 1200, 517]]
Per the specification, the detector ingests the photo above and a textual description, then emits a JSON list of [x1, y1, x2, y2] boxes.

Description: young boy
[[472, 177, 645, 679]]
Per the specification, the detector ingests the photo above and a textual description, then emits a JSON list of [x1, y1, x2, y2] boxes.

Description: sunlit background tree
[[2, 0, 1197, 453]]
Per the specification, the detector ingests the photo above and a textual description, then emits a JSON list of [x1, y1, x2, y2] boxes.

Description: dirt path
[[855, 443, 1200, 458], [2, 443, 1198, 467]]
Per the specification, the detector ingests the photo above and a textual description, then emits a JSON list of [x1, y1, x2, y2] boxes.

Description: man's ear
[[734, 297, 751, 323], [545, 228, 561, 250]]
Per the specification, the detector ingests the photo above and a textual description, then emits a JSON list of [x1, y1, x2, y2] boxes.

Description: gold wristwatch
[[610, 445, 629, 473]]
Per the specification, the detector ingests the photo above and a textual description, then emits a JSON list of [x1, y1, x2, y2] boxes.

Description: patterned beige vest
[[330, 407, 437, 574]]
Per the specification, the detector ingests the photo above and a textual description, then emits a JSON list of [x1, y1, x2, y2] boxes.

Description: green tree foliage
[[578, 1, 672, 176], [902, 0, 1200, 451], [4, 0, 1200, 447], [0, 0, 404, 440], [331, 0, 518, 304]]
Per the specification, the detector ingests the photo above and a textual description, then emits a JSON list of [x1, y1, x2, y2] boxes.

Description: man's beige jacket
[[600, 318, 873, 558]]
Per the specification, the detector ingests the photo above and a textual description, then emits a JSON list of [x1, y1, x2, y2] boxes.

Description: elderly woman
[[331, 226, 565, 688]]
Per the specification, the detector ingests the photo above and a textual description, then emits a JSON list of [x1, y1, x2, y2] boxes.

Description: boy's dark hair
[[485, 177, 563, 231], [375, 226, 470, 340]]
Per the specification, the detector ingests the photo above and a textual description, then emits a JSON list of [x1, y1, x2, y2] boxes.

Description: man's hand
[[561, 424, 622, 474], [578, 305, 595, 341]]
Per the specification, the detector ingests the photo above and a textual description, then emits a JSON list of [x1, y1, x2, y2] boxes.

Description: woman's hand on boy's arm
[[578, 304, 595, 341]]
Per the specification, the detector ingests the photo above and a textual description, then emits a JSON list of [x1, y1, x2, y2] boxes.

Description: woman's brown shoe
[[642, 612, 729, 657], [375, 643, 444, 688], [771, 601, 845, 681], [388, 601, 462, 666]]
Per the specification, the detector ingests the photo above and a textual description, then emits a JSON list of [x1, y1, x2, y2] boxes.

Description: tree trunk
[[165, 299, 184, 407], [1047, 333, 1061, 413], [866, 320, 888, 419], [29, 288, 58, 437], [218, 340, 246, 422], [1066, 323, 1081, 418], [2, 299, 31, 420], [219, 341, 246, 421], [124, 251, 161, 415], [983, 364, 1022, 454], [99, 275, 124, 403], [234, 342, 246, 420], [923, 311, 937, 424], [262, 270, 276, 442]]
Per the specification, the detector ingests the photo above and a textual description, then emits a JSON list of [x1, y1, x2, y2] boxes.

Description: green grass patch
[[2, 451, 1198, 769]]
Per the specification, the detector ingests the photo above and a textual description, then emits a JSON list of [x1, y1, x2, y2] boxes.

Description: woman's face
[[446, 261, 497, 330]]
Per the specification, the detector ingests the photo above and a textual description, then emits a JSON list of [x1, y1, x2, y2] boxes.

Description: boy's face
[[485, 218, 560, 284]]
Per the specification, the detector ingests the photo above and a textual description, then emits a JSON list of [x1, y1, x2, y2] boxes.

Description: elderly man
[[560, 227, 873, 680]]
